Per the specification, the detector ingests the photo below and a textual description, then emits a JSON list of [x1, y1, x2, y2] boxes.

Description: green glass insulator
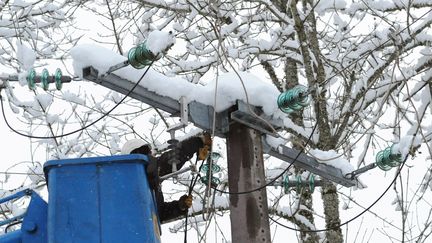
[[283, 174, 290, 194], [309, 174, 315, 193], [200, 164, 221, 173], [55, 68, 62, 90], [128, 47, 146, 69], [277, 85, 309, 113], [26, 69, 36, 90], [375, 145, 402, 171], [387, 145, 402, 167], [210, 152, 222, 161], [376, 150, 392, 171], [128, 43, 155, 69], [296, 175, 302, 192], [41, 68, 49, 91], [135, 43, 155, 65], [200, 175, 220, 188]]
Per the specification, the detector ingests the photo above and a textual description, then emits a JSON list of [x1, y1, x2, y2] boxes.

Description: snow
[[276, 203, 316, 230], [265, 135, 287, 150], [46, 114, 60, 125], [70, 44, 127, 77], [70, 43, 284, 117], [35, 94, 53, 110], [62, 90, 86, 105], [11, 0, 30, 8], [309, 149, 354, 175], [16, 41, 36, 71], [189, 195, 229, 213], [146, 30, 175, 55], [315, 0, 346, 14]]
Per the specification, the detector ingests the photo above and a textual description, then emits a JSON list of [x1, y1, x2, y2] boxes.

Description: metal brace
[[344, 163, 377, 180], [160, 164, 197, 181]]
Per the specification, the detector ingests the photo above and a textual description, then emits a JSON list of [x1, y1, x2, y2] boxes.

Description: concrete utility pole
[[227, 122, 271, 242]]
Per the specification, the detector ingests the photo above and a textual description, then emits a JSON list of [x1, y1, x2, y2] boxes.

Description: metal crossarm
[[82, 66, 230, 136], [82, 66, 357, 188], [266, 144, 356, 187]]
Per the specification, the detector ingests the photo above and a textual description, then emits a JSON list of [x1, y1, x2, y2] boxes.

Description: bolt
[[23, 222, 37, 233]]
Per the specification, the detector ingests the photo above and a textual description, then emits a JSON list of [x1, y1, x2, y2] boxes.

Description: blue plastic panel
[[21, 193, 48, 243], [0, 230, 21, 243], [0, 192, 48, 243], [44, 154, 160, 243]]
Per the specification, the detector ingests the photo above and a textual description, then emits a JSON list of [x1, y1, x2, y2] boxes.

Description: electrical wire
[[211, 112, 319, 195], [184, 156, 206, 243], [268, 158, 407, 233], [0, 61, 154, 140], [4, 220, 22, 233]]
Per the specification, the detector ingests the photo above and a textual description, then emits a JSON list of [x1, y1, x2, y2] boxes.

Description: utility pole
[[227, 122, 271, 242]]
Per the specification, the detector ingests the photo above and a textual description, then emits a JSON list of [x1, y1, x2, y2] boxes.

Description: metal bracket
[[344, 163, 377, 180], [160, 164, 197, 181], [263, 141, 356, 187], [102, 60, 129, 78], [230, 100, 281, 137], [167, 96, 188, 132]]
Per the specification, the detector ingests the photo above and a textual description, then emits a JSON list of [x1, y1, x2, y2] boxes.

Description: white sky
[[1, 3, 432, 243]]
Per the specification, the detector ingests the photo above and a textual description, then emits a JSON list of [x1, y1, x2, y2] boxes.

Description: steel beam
[[82, 66, 230, 136], [266, 144, 356, 187]]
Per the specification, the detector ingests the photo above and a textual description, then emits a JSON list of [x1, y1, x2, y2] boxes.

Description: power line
[[0, 62, 154, 139], [268, 159, 407, 233]]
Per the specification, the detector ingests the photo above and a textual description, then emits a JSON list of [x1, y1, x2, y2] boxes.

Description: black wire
[[4, 220, 22, 233], [211, 113, 319, 195], [184, 156, 206, 243], [268, 158, 407, 233], [0, 61, 154, 139]]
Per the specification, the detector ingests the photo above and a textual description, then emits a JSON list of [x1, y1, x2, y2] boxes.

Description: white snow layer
[[309, 149, 354, 175], [70, 44, 282, 116], [16, 41, 36, 70], [146, 30, 175, 54]]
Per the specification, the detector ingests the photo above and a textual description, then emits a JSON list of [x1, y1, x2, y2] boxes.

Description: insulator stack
[[200, 152, 222, 188], [277, 85, 309, 113], [167, 138, 181, 173], [128, 42, 161, 69], [283, 174, 316, 193], [26, 68, 65, 91], [200, 176, 220, 188], [201, 163, 221, 173], [375, 145, 402, 171]]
